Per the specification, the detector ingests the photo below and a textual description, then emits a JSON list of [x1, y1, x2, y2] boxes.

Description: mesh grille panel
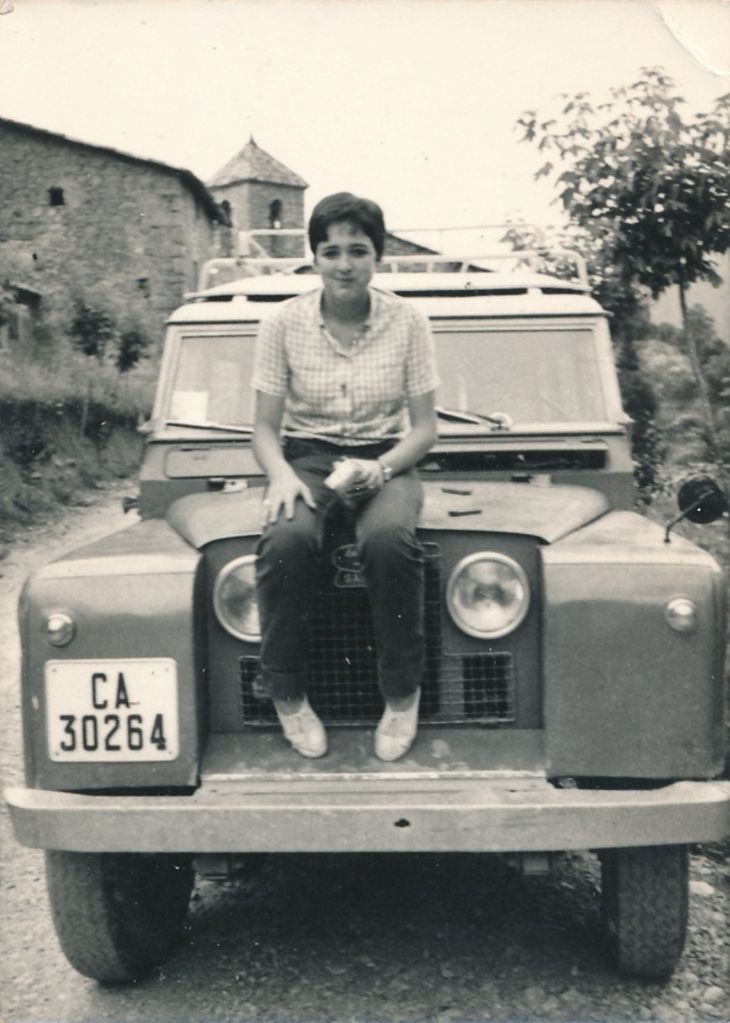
[[305, 582, 382, 721], [240, 542, 517, 727], [462, 653, 517, 722]]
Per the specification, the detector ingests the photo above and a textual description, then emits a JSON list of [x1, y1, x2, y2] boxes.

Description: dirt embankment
[[0, 397, 143, 552]]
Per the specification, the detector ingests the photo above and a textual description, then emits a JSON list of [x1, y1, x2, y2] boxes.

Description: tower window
[[269, 199, 282, 229], [48, 187, 65, 207]]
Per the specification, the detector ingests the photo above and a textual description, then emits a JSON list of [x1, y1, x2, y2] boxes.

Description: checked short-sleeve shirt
[[252, 286, 440, 445]]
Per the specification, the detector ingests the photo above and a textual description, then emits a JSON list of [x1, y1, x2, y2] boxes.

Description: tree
[[517, 67, 730, 471], [501, 220, 650, 344]]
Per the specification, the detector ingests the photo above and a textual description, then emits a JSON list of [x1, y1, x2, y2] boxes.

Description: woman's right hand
[[262, 466, 315, 527]]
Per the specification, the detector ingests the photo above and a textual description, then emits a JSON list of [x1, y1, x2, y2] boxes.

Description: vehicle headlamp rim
[[446, 551, 530, 639], [213, 553, 261, 643]]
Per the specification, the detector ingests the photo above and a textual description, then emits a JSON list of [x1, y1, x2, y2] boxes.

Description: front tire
[[45, 851, 194, 983], [600, 844, 688, 980]]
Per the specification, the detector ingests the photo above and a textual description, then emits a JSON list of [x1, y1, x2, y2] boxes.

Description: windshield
[[166, 333, 257, 426], [434, 327, 607, 424], [163, 324, 607, 430]]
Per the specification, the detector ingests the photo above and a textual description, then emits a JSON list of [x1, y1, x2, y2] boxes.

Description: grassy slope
[[0, 354, 154, 549]]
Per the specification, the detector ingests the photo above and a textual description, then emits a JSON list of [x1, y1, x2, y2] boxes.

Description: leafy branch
[[517, 67, 730, 478]]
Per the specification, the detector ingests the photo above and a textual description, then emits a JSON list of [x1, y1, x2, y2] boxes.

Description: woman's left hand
[[345, 459, 385, 500]]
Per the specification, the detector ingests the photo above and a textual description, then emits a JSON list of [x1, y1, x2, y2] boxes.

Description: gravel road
[[1, 486, 728, 1023]]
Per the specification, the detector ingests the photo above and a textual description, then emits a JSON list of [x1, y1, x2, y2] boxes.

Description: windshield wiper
[[436, 407, 512, 431], [165, 419, 254, 435]]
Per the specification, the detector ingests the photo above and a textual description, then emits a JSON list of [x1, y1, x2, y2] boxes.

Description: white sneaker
[[374, 689, 421, 762], [274, 696, 327, 758]]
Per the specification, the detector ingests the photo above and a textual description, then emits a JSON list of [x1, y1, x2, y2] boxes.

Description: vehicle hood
[[420, 481, 608, 542], [166, 480, 609, 549]]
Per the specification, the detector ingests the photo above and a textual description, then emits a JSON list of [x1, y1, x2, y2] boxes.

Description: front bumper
[[6, 773, 729, 854]]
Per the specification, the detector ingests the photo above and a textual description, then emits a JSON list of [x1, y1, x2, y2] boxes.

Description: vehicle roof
[[191, 269, 590, 299], [168, 271, 605, 325]]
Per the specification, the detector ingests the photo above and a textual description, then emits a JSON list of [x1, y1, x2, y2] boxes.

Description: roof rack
[[197, 225, 588, 291]]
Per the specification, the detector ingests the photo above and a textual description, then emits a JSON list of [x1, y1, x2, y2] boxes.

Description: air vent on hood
[[422, 447, 607, 473]]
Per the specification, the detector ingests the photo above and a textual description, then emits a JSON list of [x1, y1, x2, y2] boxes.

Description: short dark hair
[[308, 192, 386, 260]]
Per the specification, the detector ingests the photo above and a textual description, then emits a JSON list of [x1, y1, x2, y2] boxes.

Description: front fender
[[20, 519, 203, 791], [542, 511, 726, 779]]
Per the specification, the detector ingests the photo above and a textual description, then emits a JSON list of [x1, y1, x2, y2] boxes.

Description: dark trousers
[[255, 438, 425, 702]]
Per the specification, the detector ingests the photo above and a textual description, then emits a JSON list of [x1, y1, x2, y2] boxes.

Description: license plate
[[45, 659, 179, 762]]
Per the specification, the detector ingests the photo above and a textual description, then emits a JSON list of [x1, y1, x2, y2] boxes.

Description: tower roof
[[208, 137, 308, 189]]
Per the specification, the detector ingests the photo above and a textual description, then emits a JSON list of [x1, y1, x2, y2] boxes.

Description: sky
[[1, 0, 729, 237]]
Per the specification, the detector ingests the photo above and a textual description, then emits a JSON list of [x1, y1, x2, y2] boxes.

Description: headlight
[[664, 597, 697, 634], [213, 555, 261, 642], [447, 553, 530, 639], [44, 612, 75, 647]]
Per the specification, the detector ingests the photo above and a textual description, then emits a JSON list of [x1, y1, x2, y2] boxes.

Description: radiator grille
[[240, 542, 517, 727]]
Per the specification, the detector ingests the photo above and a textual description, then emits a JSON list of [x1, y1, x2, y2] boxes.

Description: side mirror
[[665, 473, 727, 542], [677, 474, 727, 524]]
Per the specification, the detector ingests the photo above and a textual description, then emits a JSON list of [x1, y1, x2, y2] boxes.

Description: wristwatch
[[378, 459, 394, 483]]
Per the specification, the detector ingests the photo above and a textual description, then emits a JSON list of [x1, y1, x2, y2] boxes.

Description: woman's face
[[313, 221, 379, 304]]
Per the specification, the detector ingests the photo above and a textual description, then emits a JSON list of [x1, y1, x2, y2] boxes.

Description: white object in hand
[[324, 458, 366, 497]]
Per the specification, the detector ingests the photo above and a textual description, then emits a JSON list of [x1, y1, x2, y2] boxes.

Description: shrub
[[615, 338, 665, 497], [69, 299, 117, 360], [64, 283, 154, 372], [640, 340, 699, 403], [655, 322, 683, 347], [116, 327, 149, 372], [666, 412, 706, 439]]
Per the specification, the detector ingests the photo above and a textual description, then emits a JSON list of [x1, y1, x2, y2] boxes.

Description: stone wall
[[0, 121, 223, 339]]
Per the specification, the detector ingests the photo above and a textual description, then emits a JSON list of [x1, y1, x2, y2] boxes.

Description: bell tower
[[208, 136, 307, 255]]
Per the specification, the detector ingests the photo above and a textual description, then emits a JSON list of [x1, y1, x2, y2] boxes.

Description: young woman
[[252, 192, 439, 761]]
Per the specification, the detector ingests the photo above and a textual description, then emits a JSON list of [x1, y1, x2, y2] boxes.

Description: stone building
[[0, 119, 438, 352], [0, 116, 226, 343]]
